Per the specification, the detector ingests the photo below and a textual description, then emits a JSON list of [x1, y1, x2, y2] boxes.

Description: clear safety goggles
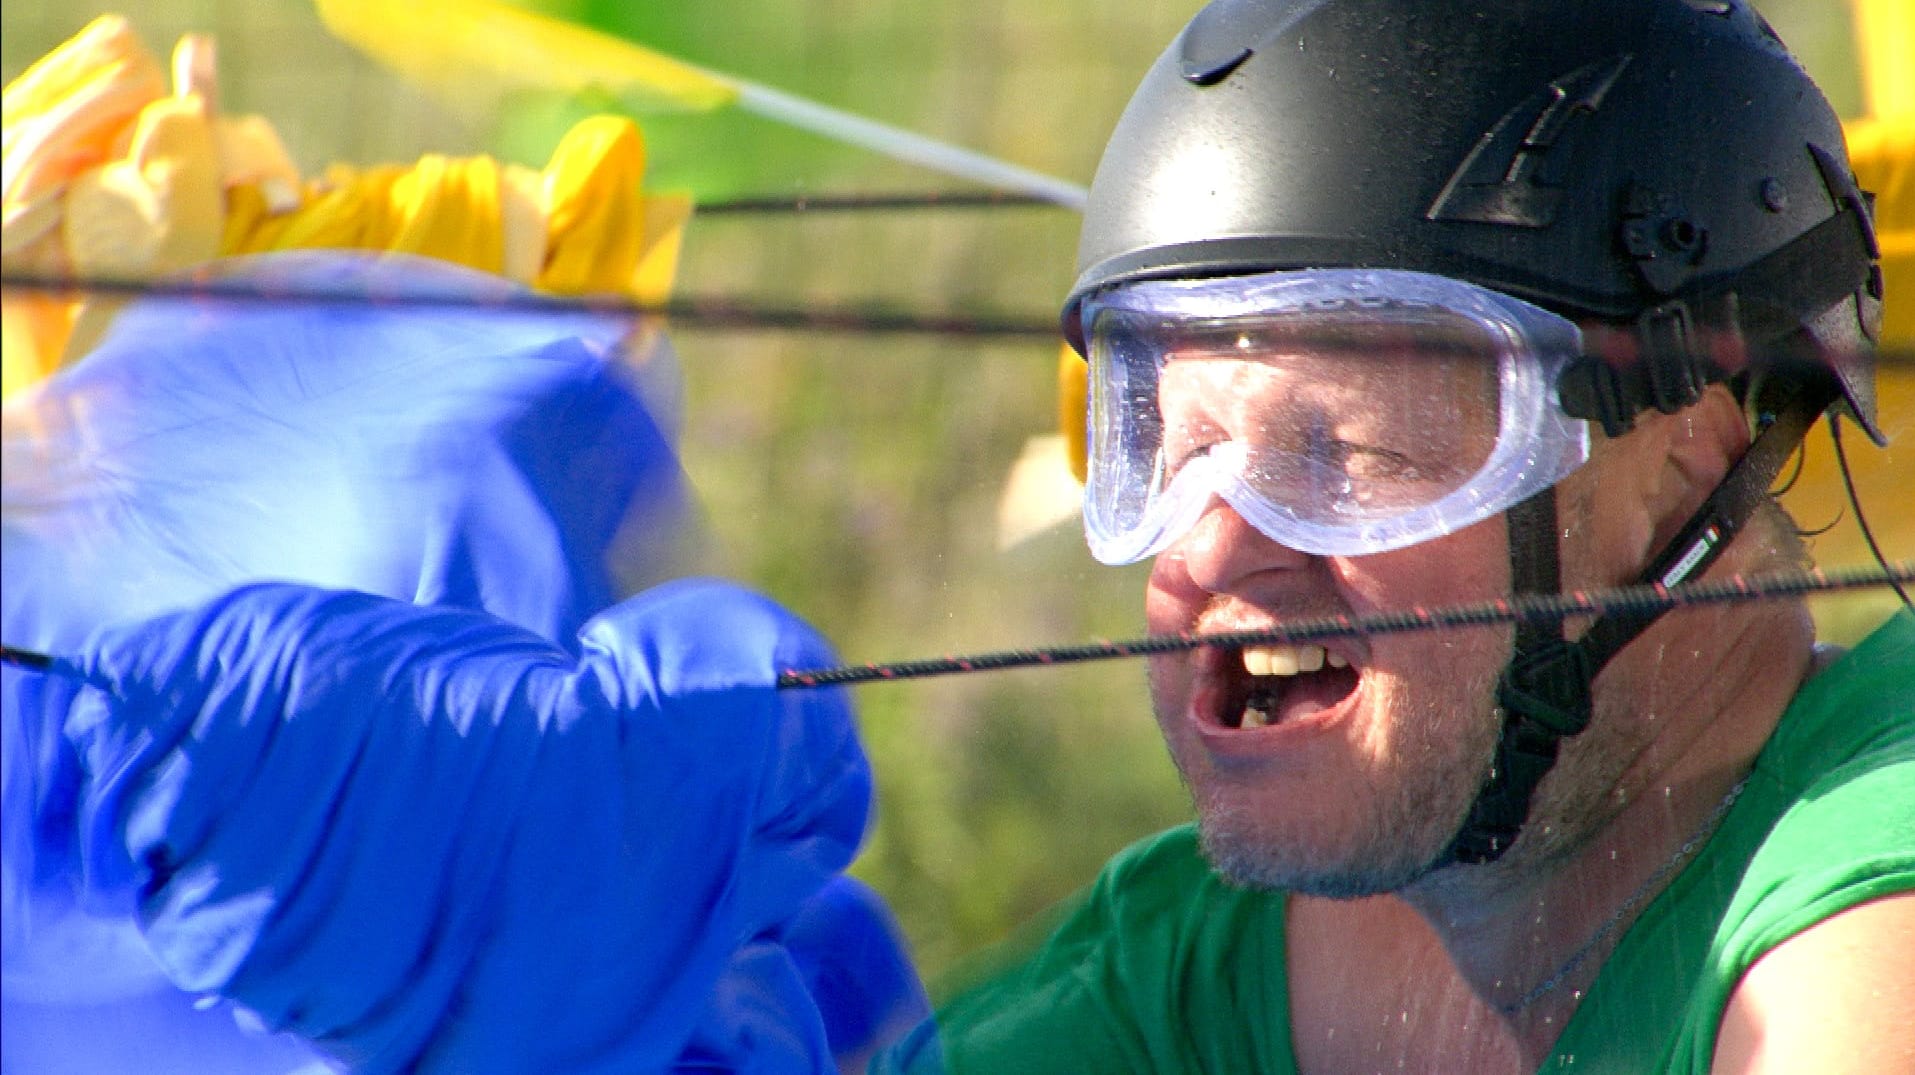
[[1080, 269, 1592, 565]]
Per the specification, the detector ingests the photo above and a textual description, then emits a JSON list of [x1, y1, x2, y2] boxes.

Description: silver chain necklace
[[1494, 775, 1751, 1018]]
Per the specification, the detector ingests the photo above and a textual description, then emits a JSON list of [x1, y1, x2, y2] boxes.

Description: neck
[[1397, 590, 1814, 1054]]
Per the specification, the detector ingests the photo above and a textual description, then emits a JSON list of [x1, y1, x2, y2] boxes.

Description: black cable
[[5, 564, 1905, 687], [0, 646, 51, 672], [695, 191, 1064, 214], [1770, 441, 1808, 497], [0, 271, 1060, 340], [12, 272, 1915, 361], [1829, 419, 1914, 610], [776, 562, 1912, 689], [1795, 510, 1845, 540]]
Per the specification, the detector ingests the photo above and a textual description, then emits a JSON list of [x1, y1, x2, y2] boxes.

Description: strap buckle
[[1497, 639, 1594, 738], [1637, 301, 1707, 415], [1446, 642, 1596, 865]]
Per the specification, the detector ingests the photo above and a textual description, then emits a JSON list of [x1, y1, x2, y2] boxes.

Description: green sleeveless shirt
[[879, 612, 1915, 1073]]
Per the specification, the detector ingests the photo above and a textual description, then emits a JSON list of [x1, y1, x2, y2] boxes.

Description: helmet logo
[[1427, 55, 1632, 229]]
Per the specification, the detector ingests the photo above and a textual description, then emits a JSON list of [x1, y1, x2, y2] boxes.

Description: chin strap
[[1441, 377, 1837, 865], [1444, 484, 1576, 865]]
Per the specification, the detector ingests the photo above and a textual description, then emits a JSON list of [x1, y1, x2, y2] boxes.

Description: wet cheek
[[1339, 522, 1509, 606], [1146, 653, 1189, 716], [1368, 633, 1505, 731], [1142, 563, 1198, 727]]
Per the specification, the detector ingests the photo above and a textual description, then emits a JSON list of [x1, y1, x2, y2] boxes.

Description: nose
[[1165, 496, 1314, 596]]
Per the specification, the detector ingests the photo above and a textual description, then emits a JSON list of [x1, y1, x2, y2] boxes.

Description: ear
[[1638, 384, 1750, 554]]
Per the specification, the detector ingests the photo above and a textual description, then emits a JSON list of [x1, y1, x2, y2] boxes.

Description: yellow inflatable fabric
[[2, 16, 691, 400], [1778, 0, 1911, 637]]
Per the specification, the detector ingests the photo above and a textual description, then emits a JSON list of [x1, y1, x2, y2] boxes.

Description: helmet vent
[[1179, 0, 1331, 85], [1426, 55, 1632, 228]]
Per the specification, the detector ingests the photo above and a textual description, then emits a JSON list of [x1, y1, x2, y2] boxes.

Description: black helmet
[[1063, 0, 1881, 439]]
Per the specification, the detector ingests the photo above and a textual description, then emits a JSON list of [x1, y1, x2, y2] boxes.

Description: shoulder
[[1707, 614, 1915, 1072], [1711, 891, 1915, 1073], [1071, 824, 1286, 961], [1742, 612, 1914, 874], [875, 825, 1289, 1074], [1727, 612, 1915, 947], [1093, 823, 1218, 906], [961, 823, 1272, 990]]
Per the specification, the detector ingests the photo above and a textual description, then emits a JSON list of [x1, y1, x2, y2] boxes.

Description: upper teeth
[[1243, 644, 1347, 676]]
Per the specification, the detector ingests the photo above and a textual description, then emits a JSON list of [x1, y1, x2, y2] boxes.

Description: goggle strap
[[1563, 174, 1878, 439], [1559, 294, 1742, 438]]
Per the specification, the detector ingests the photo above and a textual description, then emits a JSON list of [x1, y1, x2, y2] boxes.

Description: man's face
[[1141, 346, 1515, 896]]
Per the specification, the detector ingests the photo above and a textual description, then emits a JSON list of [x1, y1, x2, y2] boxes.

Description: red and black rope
[[13, 273, 1915, 361], [1, 562, 1906, 689], [695, 190, 1063, 214], [774, 562, 1913, 689]]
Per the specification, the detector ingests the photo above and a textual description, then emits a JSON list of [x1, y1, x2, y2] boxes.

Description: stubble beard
[[1157, 649, 1507, 899]]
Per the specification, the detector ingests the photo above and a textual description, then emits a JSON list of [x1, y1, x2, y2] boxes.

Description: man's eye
[[1337, 444, 1421, 481], [1298, 419, 1425, 483], [1164, 439, 1216, 479]]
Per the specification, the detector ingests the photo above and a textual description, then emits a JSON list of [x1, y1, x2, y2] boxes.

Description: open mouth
[[1217, 643, 1362, 729]]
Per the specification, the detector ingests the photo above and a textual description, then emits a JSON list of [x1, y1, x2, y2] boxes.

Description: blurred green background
[[1, 0, 1884, 991]]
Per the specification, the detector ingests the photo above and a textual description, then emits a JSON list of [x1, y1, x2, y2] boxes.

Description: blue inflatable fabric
[[2, 252, 924, 1072]]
